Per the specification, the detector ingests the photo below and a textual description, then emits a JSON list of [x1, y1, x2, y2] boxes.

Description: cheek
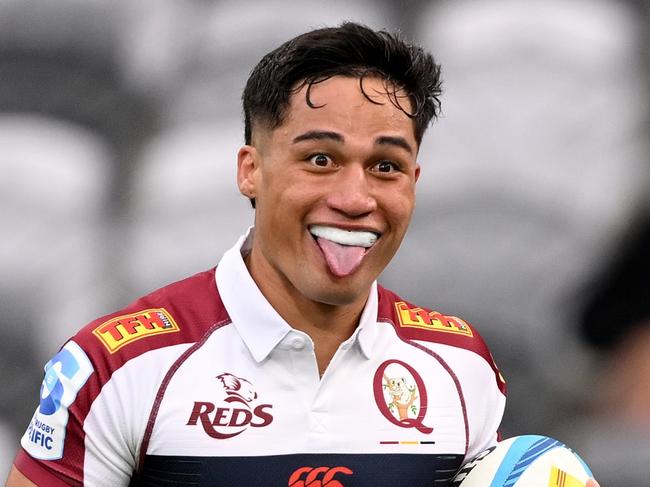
[[384, 193, 416, 232], [256, 184, 316, 240], [270, 179, 323, 220], [261, 163, 319, 204]]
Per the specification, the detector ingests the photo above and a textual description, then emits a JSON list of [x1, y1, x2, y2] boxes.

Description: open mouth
[[308, 225, 379, 247], [308, 225, 381, 277]]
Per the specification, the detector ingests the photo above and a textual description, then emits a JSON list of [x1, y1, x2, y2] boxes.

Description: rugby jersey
[[16, 233, 506, 486]]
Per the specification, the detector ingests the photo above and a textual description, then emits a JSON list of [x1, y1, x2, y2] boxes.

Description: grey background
[[1, 0, 648, 484]]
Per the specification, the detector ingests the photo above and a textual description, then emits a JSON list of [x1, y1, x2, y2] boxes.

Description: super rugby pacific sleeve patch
[[21, 340, 94, 460]]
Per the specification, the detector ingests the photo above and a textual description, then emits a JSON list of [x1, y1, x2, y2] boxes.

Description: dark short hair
[[242, 22, 442, 147]]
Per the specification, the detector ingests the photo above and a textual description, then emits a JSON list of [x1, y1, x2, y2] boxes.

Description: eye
[[308, 153, 333, 167], [371, 160, 400, 174]]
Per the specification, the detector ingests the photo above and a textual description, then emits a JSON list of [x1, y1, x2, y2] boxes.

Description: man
[[5, 22, 595, 486]]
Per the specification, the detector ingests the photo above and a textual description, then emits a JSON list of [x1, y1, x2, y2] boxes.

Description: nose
[[325, 165, 377, 217]]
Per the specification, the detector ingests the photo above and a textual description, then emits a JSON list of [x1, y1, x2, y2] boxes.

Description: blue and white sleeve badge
[[21, 340, 94, 460]]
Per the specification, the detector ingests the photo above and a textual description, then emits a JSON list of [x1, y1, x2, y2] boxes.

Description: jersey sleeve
[[14, 270, 225, 486], [450, 340, 506, 461], [14, 337, 135, 487], [411, 325, 506, 462]]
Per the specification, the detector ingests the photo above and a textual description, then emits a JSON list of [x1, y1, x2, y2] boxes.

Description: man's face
[[238, 75, 420, 307]]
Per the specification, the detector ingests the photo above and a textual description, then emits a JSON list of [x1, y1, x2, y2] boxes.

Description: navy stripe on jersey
[[132, 453, 463, 486]]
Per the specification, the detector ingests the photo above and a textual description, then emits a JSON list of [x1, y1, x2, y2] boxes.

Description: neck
[[248, 252, 368, 335], [244, 246, 370, 374]]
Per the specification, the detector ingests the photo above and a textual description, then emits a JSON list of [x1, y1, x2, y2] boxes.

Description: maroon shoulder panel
[[74, 268, 229, 368], [377, 285, 506, 395], [18, 268, 231, 486]]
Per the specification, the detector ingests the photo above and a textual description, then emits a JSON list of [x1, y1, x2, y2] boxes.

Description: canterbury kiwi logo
[[288, 466, 353, 486]]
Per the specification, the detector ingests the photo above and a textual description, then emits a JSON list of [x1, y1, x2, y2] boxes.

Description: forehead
[[277, 75, 417, 142]]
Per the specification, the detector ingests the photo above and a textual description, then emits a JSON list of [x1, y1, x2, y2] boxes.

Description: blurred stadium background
[[0, 0, 648, 485]]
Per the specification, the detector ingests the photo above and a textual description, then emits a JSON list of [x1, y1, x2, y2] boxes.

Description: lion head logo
[[216, 373, 258, 403]]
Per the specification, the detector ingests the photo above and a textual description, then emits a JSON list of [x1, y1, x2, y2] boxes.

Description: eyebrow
[[375, 135, 414, 155], [292, 130, 414, 155], [292, 130, 343, 144]]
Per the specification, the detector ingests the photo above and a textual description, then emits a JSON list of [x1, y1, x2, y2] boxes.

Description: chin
[[309, 289, 363, 307], [302, 274, 373, 307]]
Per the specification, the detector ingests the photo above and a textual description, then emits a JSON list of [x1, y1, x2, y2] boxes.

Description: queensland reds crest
[[186, 373, 273, 439], [373, 359, 433, 434]]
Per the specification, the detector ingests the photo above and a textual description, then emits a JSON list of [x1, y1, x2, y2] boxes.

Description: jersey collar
[[216, 228, 379, 362]]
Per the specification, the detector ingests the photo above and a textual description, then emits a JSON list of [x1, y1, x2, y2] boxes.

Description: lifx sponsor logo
[[186, 373, 273, 439]]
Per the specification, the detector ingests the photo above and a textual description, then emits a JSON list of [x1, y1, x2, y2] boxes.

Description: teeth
[[309, 225, 378, 248]]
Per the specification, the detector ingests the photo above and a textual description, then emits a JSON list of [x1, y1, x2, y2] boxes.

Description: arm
[[5, 466, 37, 487], [14, 339, 137, 487]]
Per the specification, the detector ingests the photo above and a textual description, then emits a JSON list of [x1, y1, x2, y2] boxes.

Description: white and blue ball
[[452, 435, 593, 487]]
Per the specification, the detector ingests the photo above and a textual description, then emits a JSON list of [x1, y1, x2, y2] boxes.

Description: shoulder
[[72, 268, 230, 377], [16, 270, 230, 479], [377, 285, 478, 350], [377, 285, 506, 394]]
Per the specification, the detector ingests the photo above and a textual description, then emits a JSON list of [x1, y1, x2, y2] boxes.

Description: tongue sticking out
[[316, 237, 366, 277]]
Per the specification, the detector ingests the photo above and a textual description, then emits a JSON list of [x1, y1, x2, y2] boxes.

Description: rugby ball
[[451, 435, 593, 487]]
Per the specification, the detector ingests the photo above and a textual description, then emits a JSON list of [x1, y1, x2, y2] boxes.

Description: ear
[[414, 163, 421, 183], [237, 145, 261, 200]]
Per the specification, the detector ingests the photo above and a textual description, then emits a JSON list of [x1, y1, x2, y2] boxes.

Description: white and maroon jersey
[[16, 234, 506, 486]]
